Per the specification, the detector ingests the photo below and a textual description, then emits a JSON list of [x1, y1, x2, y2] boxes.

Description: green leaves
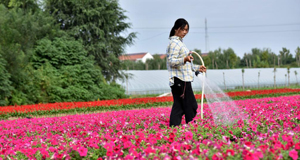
[[0, 53, 12, 106], [45, 0, 136, 81]]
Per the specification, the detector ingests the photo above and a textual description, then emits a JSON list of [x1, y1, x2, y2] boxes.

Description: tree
[[295, 47, 300, 67], [223, 48, 237, 69], [0, 53, 12, 106], [44, 0, 136, 81], [146, 54, 164, 70], [279, 48, 293, 65], [0, 4, 60, 105], [2, 0, 40, 12], [31, 36, 126, 102]]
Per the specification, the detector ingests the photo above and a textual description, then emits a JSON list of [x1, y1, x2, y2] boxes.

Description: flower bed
[[0, 95, 299, 159], [0, 88, 299, 119]]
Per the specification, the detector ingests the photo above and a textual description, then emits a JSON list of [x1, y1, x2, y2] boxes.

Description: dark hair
[[169, 18, 189, 38]]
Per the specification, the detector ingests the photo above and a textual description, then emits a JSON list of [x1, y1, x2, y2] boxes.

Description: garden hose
[[190, 51, 205, 119]]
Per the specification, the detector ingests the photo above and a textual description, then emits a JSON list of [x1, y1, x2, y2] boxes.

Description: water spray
[[190, 51, 247, 125]]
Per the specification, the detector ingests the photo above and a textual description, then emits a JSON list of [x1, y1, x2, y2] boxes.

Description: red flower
[[295, 142, 300, 150], [226, 149, 234, 156]]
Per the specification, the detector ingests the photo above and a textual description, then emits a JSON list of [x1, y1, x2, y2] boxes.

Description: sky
[[119, 0, 300, 58]]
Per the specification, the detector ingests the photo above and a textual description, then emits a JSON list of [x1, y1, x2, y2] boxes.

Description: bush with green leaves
[[31, 36, 126, 103]]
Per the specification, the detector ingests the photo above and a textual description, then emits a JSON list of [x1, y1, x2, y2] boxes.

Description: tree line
[[122, 47, 300, 70], [0, 0, 136, 106]]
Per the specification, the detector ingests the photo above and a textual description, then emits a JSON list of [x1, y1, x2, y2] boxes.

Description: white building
[[119, 52, 153, 63]]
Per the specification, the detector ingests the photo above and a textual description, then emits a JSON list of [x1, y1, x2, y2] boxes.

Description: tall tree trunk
[[249, 59, 252, 68], [246, 58, 248, 68], [215, 61, 218, 69], [298, 55, 300, 67], [226, 60, 229, 69]]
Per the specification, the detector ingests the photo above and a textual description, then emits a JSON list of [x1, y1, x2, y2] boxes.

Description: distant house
[[201, 53, 208, 57], [119, 52, 153, 63], [158, 54, 167, 59]]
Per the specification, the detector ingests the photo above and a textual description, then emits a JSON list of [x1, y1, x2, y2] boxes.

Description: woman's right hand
[[184, 55, 193, 63]]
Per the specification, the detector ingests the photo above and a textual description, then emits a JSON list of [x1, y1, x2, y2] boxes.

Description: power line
[[192, 29, 300, 34], [131, 23, 300, 30], [137, 30, 300, 42], [140, 32, 168, 41]]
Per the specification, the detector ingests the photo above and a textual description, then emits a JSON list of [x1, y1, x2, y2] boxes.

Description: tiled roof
[[159, 54, 166, 59], [119, 52, 148, 61]]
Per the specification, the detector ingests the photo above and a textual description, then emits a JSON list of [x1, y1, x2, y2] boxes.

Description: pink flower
[[185, 131, 193, 140], [39, 148, 50, 158], [106, 149, 113, 157], [113, 145, 121, 152], [295, 142, 300, 150], [121, 135, 129, 143], [169, 132, 175, 138], [124, 141, 132, 149], [57, 153, 64, 159], [289, 149, 298, 160], [192, 148, 200, 155], [144, 147, 156, 155], [77, 147, 88, 157], [124, 154, 134, 160]]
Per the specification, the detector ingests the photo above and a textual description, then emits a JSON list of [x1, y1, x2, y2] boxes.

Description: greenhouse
[[117, 68, 300, 95]]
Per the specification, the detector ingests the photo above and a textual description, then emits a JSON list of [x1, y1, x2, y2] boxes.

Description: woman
[[166, 18, 206, 127]]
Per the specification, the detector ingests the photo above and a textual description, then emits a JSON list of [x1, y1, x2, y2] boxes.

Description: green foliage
[[0, 5, 61, 105], [7, 0, 40, 12], [44, 0, 136, 81], [146, 54, 166, 70], [0, 53, 12, 106], [0, 3, 128, 106], [31, 37, 126, 103]]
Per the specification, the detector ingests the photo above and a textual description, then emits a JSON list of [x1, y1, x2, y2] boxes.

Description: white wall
[[140, 53, 153, 63]]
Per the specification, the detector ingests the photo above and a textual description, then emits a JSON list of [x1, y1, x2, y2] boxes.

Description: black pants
[[169, 77, 198, 127]]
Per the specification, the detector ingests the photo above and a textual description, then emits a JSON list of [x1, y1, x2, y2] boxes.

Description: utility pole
[[205, 18, 208, 52]]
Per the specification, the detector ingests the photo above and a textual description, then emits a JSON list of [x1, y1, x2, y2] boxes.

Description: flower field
[[0, 88, 299, 119], [1, 93, 300, 159]]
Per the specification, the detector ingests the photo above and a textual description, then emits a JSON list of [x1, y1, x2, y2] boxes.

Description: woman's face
[[175, 24, 188, 39]]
